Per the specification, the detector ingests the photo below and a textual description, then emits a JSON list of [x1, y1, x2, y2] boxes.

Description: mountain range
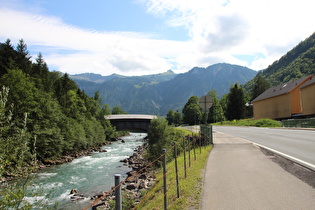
[[71, 32, 315, 116], [71, 63, 257, 116]]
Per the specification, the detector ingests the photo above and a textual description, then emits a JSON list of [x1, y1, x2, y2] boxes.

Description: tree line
[[166, 75, 271, 126], [170, 32, 315, 125], [0, 39, 126, 178]]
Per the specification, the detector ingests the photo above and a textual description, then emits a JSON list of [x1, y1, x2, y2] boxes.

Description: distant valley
[[71, 63, 257, 116]]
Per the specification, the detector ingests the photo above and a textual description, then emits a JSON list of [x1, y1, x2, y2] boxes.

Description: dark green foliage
[[207, 90, 225, 123], [0, 39, 121, 174], [182, 96, 202, 125], [112, 106, 127, 114], [253, 119, 282, 127], [226, 84, 246, 120], [0, 39, 18, 77], [0, 86, 32, 177], [251, 74, 271, 101], [166, 109, 183, 126], [166, 109, 175, 125], [173, 110, 183, 126], [15, 39, 32, 75], [147, 118, 182, 164]]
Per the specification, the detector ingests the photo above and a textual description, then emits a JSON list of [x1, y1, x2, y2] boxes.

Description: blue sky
[[1, 0, 315, 76]]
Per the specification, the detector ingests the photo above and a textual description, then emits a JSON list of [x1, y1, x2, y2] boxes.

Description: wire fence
[[84, 125, 213, 210], [282, 118, 315, 128]]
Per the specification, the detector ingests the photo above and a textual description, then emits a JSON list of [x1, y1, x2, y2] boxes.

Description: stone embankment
[[89, 144, 155, 209]]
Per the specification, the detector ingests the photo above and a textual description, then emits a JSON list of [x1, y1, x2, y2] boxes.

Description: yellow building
[[252, 75, 314, 120], [300, 77, 315, 116]]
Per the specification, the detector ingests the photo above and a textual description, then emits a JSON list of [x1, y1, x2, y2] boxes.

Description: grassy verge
[[212, 118, 282, 127], [176, 128, 200, 136], [137, 144, 212, 210]]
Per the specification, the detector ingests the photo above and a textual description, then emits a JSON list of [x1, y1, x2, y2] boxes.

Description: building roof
[[300, 76, 315, 89], [252, 75, 313, 102]]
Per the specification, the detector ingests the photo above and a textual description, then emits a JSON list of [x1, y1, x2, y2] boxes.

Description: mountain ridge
[[244, 31, 315, 92], [72, 63, 257, 115]]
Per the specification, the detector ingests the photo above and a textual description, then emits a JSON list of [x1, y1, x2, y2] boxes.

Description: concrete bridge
[[104, 114, 157, 132]]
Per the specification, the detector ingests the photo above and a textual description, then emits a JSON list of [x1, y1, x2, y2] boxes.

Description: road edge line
[[253, 142, 315, 172]]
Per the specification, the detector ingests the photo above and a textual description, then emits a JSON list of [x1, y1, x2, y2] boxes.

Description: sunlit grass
[[212, 118, 282, 127], [137, 144, 212, 210], [176, 128, 200, 136]]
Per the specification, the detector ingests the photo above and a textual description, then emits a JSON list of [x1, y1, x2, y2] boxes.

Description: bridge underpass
[[104, 114, 157, 132]]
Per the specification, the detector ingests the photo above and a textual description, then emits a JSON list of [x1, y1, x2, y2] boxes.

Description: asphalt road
[[213, 126, 315, 168], [200, 130, 315, 209]]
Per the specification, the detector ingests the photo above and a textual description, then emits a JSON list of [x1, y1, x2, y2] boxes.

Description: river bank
[[31, 133, 147, 209], [0, 133, 132, 184], [89, 143, 155, 209], [1, 133, 147, 210], [0, 142, 113, 184]]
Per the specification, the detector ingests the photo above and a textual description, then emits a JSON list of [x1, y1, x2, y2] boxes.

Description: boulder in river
[[70, 189, 77, 194]]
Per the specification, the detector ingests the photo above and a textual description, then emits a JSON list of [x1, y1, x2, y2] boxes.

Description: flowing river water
[[27, 132, 147, 209]]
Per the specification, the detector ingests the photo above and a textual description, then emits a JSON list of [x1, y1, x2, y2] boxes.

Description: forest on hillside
[[245, 32, 315, 91], [0, 39, 120, 178]]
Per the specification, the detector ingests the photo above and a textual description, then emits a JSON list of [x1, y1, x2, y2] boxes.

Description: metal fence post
[[199, 137, 202, 154], [193, 137, 196, 160], [115, 174, 122, 210], [210, 125, 213, 144], [174, 142, 180, 198], [162, 148, 167, 210], [183, 137, 187, 178], [188, 138, 191, 167]]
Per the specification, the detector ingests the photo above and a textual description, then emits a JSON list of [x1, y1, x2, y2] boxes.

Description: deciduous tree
[[207, 90, 225, 123], [182, 96, 202, 125], [166, 109, 175, 125], [251, 74, 270, 101]]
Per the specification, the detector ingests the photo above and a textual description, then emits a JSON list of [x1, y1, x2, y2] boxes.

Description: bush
[[213, 118, 281, 127], [147, 118, 183, 165], [254, 119, 282, 127]]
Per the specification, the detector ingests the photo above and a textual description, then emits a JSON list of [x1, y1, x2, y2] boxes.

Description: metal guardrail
[[282, 118, 315, 128]]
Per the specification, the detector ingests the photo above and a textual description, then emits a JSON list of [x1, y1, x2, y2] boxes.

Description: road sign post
[[199, 95, 212, 124]]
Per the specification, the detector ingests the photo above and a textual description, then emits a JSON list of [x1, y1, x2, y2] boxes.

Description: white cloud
[[141, 0, 315, 70], [1, 0, 315, 76], [0, 7, 185, 75]]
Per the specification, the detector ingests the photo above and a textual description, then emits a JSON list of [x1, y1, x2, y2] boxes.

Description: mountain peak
[[166, 70, 175, 74]]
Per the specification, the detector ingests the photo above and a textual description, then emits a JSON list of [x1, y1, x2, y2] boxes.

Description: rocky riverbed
[[87, 144, 155, 209]]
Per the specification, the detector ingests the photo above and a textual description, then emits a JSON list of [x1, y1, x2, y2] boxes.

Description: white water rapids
[[26, 133, 146, 209]]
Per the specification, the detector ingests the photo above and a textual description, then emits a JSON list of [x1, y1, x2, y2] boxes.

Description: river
[[26, 132, 147, 209]]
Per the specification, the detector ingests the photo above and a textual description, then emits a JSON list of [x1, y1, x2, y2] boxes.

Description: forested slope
[[73, 63, 256, 116], [0, 39, 115, 177], [245, 32, 315, 91]]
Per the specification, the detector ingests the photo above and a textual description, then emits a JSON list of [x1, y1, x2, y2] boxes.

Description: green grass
[[137, 144, 212, 210], [175, 128, 200, 136], [212, 118, 282, 127]]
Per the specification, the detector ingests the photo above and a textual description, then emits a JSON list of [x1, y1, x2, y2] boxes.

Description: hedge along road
[[213, 126, 315, 170]]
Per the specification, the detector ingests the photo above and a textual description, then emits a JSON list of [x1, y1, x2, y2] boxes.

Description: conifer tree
[[15, 39, 32, 74], [226, 84, 246, 120]]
